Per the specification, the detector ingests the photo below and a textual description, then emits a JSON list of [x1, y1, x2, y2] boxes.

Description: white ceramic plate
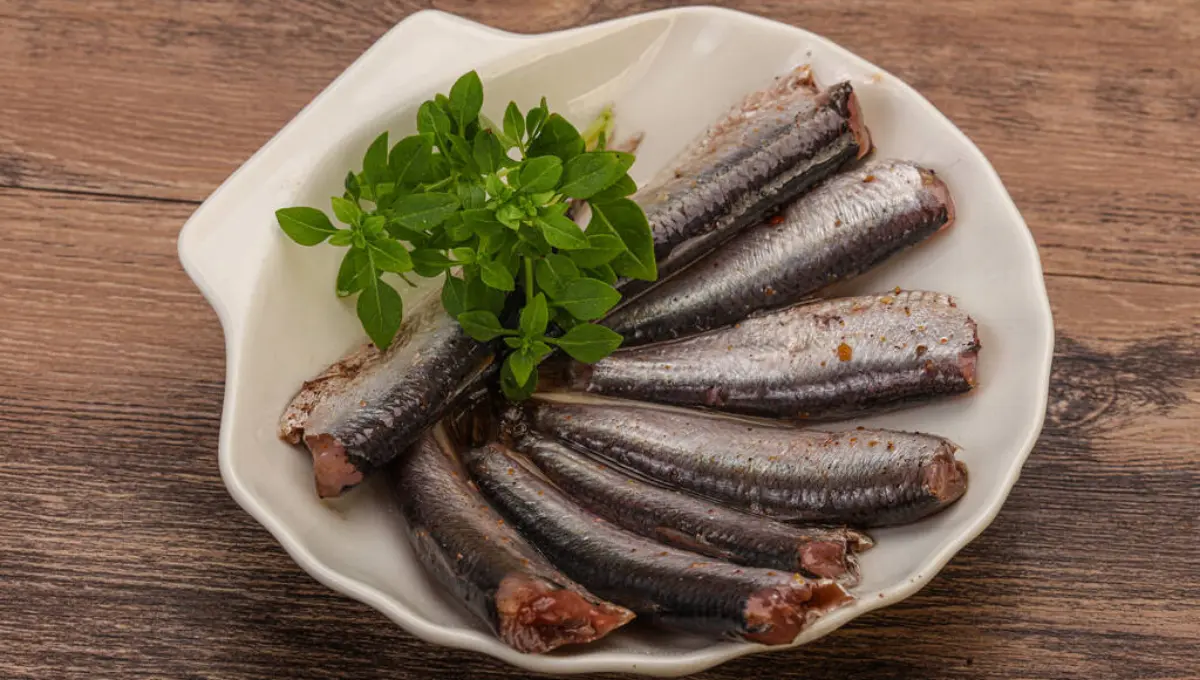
[[178, 6, 1054, 676]]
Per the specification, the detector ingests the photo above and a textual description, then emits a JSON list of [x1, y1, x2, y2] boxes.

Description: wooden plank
[[1, 1, 1198, 286], [0, 187, 1196, 678]]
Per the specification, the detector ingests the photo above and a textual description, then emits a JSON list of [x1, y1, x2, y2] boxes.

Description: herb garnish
[[275, 71, 656, 399]]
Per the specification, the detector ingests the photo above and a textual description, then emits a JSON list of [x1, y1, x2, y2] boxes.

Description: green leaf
[[518, 156, 563, 194], [485, 174, 507, 199], [462, 208, 504, 238], [448, 71, 484, 133], [457, 310, 508, 342], [560, 152, 625, 199], [391, 193, 460, 231], [503, 336, 523, 349], [536, 212, 589, 250], [385, 219, 428, 246], [466, 274, 506, 315], [344, 172, 361, 201], [557, 277, 620, 320], [520, 293, 549, 337], [504, 101, 525, 146], [535, 253, 580, 298], [500, 358, 537, 401], [329, 229, 355, 247], [447, 134, 477, 173], [495, 202, 524, 229], [366, 239, 413, 273], [591, 198, 656, 281], [479, 114, 517, 149], [418, 101, 452, 151], [506, 349, 536, 386], [528, 114, 584, 162], [331, 196, 362, 225], [586, 263, 617, 285], [362, 132, 391, 188], [526, 106, 547, 141], [528, 340, 554, 361], [441, 274, 469, 317], [389, 135, 434, 186], [450, 247, 476, 264], [443, 213, 472, 242], [472, 130, 499, 174], [457, 180, 487, 210], [590, 174, 637, 201], [555, 323, 623, 363], [569, 233, 626, 267], [276, 207, 337, 246], [515, 222, 551, 256], [362, 214, 387, 237], [554, 307, 580, 331], [336, 247, 373, 297], [479, 258, 515, 291], [411, 249, 454, 277], [357, 276, 403, 351]]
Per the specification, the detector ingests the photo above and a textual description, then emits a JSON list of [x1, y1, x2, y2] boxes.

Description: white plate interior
[[178, 7, 1053, 676]]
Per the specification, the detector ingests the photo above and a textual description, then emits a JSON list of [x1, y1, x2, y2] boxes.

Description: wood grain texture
[[1, 1, 1198, 679]]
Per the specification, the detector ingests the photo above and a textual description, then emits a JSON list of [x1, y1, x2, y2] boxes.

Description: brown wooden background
[[2, 1, 1198, 678]]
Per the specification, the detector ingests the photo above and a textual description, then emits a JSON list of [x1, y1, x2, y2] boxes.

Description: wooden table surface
[[3, 1, 1198, 678]]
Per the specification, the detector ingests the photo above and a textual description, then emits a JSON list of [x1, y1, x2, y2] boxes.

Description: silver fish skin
[[463, 442, 852, 644], [607, 160, 955, 345], [621, 68, 870, 296], [553, 291, 979, 421], [279, 296, 494, 498], [504, 424, 869, 583], [390, 426, 633, 653], [524, 396, 968, 527]]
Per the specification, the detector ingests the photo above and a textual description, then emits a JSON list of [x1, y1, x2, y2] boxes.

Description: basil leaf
[[330, 196, 362, 225], [479, 258, 515, 291], [500, 358, 537, 401], [518, 156, 563, 194], [328, 229, 355, 247], [418, 101, 452, 150], [525, 106, 547, 141], [457, 180, 487, 210], [443, 213, 472, 242], [590, 174, 637, 201], [516, 222, 551, 256], [555, 323, 623, 363], [357, 276, 403, 351], [447, 134, 477, 173], [472, 130, 499, 174], [495, 202, 524, 229], [385, 219, 428, 246], [557, 277, 620, 320], [466, 274, 505, 315], [554, 307, 579, 331], [503, 336, 523, 349], [276, 207, 337, 246], [441, 274, 469, 317], [591, 198, 656, 281], [506, 349, 536, 386], [344, 172, 361, 201], [586, 263, 618, 285], [520, 293, 549, 337], [535, 253, 580, 299], [528, 114, 584, 162], [462, 208, 504, 238], [528, 340, 554, 361], [457, 310, 508, 342], [448, 70, 484, 133], [361, 214, 387, 238], [391, 193, 460, 231], [366, 239, 413, 273], [362, 132, 391, 189], [504, 101, 525, 146], [336, 247, 372, 296], [485, 174, 507, 199], [536, 212, 589, 250], [411, 249, 454, 277], [479, 114, 517, 149], [389, 135, 433, 187], [560, 152, 624, 199], [568, 233, 626, 267]]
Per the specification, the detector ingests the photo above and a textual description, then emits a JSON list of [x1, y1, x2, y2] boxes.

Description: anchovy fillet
[[280, 297, 494, 497], [608, 160, 954, 344], [523, 396, 968, 527], [464, 442, 851, 644], [622, 68, 871, 296], [551, 291, 978, 420], [504, 424, 870, 583], [390, 425, 633, 653]]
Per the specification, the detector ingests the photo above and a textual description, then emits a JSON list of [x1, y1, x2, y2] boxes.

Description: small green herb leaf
[[536, 213, 589, 250], [457, 310, 508, 342], [441, 274, 469, 317], [586, 263, 618, 285], [503, 336, 523, 349], [389, 135, 434, 186], [344, 172, 361, 201], [590, 174, 637, 201], [411, 249, 454, 277], [557, 277, 620, 320], [479, 258, 516, 291], [329, 229, 355, 247], [560, 151, 625, 199], [555, 323, 623, 363], [457, 180, 487, 210], [418, 101, 452, 148], [366, 239, 413, 273], [331, 196, 362, 225], [358, 276, 403, 350], [520, 293, 549, 337], [569, 233, 626, 267], [504, 101, 525, 146], [466, 275, 506, 315], [526, 106, 547, 141], [451, 247, 476, 264], [336, 247, 373, 296], [535, 253, 580, 298], [500, 358, 538, 401], [519, 156, 563, 193], [591, 198, 656, 281], [528, 114, 584, 162], [448, 70, 484, 133], [276, 207, 338, 246], [473, 130, 505, 175], [391, 193, 461, 231], [506, 348, 536, 386], [362, 132, 391, 189]]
